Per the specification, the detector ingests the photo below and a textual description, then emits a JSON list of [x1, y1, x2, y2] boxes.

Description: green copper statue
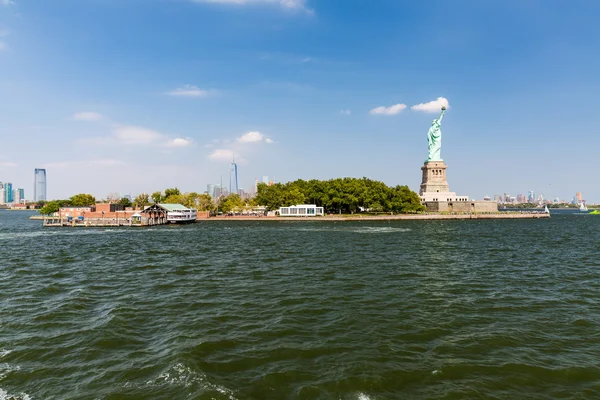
[[427, 106, 446, 161]]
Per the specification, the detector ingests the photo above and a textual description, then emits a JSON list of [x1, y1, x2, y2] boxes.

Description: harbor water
[[1, 210, 599, 399]]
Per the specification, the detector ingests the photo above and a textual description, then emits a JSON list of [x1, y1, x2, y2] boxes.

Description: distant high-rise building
[[12, 188, 24, 204], [0, 182, 4, 205], [576, 192, 583, 203], [230, 159, 239, 196], [527, 190, 535, 203], [3, 182, 13, 203], [34, 168, 47, 202], [262, 175, 269, 184], [207, 184, 215, 198], [537, 193, 544, 203], [213, 185, 228, 199]]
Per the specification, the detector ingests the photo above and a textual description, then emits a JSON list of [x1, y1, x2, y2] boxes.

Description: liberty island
[[33, 105, 548, 226]]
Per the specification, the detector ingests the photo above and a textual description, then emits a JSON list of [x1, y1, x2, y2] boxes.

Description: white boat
[[544, 205, 550, 214], [153, 203, 197, 224], [580, 203, 588, 212]]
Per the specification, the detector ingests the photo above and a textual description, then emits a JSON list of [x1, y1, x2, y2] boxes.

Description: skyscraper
[[207, 184, 215, 198], [34, 168, 47, 202], [3, 182, 13, 203], [13, 188, 24, 204], [230, 158, 239, 196]]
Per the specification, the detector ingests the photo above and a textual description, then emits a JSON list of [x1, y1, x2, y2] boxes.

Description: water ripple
[[0, 212, 599, 398]]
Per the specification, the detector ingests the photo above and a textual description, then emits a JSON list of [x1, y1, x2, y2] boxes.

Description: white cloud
[[411, 97, 450, 113], [166, 85, 212, 97], [71, 111, 103, 121], [113, 126, 163, 145], [166, 138, 192, 147], [265, 138, 274, 144], [43, 159, 127, 169], [191, 0, 312, 13], [369, 103, 407, 116], [340, 109, 351, 115], [108, 125, 193, 148], [209, 148, 234, 161], [1, 0, 15, 6], [237, 131, 267, 143], [0, 161, 17, 168]]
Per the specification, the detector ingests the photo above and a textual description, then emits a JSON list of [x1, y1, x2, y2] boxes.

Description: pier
[[41, 216, 164, 227]]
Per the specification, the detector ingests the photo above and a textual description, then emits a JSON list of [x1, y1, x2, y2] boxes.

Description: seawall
[[200, 213, 550, 222]]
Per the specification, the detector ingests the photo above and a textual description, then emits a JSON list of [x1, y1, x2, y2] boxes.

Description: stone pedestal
[[419, 161, 449, 195], [417, 161, 498, 213]]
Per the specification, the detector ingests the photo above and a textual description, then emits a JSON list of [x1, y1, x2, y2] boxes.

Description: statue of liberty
[[427, 106, 446, 161]]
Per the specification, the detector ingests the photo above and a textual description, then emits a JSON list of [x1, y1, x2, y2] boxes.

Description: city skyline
[[0, 166, 595, 205], [1, 1, 599, 201]]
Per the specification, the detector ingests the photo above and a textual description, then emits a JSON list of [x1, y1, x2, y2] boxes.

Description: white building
[[279, 204, 324, 217]]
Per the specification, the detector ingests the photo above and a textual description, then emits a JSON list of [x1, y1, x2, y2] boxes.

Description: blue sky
[[0, 0, 598, 202]]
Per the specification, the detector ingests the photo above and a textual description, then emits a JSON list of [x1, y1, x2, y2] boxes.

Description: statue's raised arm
[[438, 106, 446, 123]]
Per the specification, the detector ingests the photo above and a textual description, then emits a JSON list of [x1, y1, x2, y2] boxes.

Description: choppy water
[[1, 210, 599, 399]]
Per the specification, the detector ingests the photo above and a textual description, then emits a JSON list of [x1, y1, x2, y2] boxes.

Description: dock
[[41, 217, 162, 227]]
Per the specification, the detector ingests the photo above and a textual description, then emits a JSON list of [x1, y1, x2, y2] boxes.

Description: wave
[[296, 226, 411, 234], [142, 363, 238, 399], [1, 350, 31, 400], [0, 389, 31, 400], [0, 229, 149, 240]]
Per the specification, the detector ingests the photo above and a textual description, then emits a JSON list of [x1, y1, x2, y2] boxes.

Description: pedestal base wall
[[423, 200, 499, 213]]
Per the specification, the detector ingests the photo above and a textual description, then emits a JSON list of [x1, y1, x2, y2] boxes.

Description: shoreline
[[30, 212, 550, 225], [199, 213, 550, 222]]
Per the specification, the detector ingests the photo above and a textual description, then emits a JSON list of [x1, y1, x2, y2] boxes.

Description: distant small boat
[[590, 209, 600, 215], [580, 203, 588, 212], [544, 205, 550, 214]]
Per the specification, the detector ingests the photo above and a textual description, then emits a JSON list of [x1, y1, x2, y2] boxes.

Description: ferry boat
[[163, 204, 197, 224]]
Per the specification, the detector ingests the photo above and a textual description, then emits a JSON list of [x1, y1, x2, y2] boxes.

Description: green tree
[[151, 191, 163, 204], [69, 193, 96, 207], [164, 188, 181, 198], [254, 177, 424, 214], [119, 197, 132, 208], [134, 193, 151, 208], [218, 194, 244, 213], [188, 193, 214, 211], [163, 194, 186, 205], [39, 200, 71, 215]]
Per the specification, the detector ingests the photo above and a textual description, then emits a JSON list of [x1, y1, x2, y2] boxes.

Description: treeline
[[38, 180, 426, 216], [38, 189, 216, 215], [255, 178, 425, 214], [136, 188, 213, 211], [39, 194, 100, 215]]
